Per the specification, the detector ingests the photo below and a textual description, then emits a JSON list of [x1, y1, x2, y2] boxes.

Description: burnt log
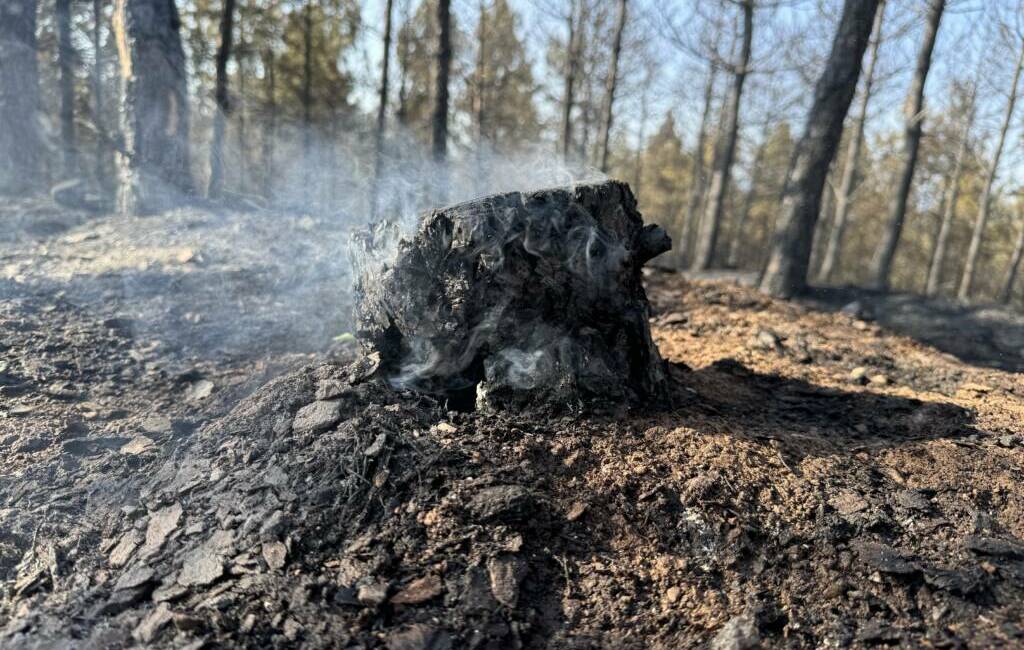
[[354, 180, 671, 410]]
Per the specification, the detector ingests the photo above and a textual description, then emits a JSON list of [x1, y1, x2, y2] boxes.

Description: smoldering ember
[[5, 0, 1024, 648]]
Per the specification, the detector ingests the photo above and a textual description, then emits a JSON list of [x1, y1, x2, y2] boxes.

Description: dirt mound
[[4, 275, 1024, 648]]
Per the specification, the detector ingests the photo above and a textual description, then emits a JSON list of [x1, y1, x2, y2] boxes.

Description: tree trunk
[[93, 0, 111, 191], [472, 0, 487, 191], [208, 0, 237, 199], [597, 0, 627, 172], [261, 48, 275, 200], [560, 2, 580, 161], [370, 0, 394, 218], [925, 86, 975, 297], [57, 0, 78, 179], [396, 0, 411, 127], [112, 0, 194, 215], [759, 0, 881, 298], [999, 214, 1024, 304], [726, 138, 767, 268], [958, 44, 1024, 302], [691, 0, 752, 271], [301, 2, 313, 172], [236, 38, 248, 194], [817, 2, 884, 283], [868, 0, 945, 290], [0, 0, 44, 193], [680, 62, 718, 267]]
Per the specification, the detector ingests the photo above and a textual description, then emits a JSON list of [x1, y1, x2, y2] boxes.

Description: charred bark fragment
[[354, 181, 671, 411]]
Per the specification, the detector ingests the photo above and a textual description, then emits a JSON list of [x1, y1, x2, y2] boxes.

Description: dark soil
[[2, 200, 1024, 648]]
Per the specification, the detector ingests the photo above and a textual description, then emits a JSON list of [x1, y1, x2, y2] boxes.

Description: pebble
[[292, 400, 342, 434], [142, 503, 182, 557], [357, 581, 389, 606], [391, 574, 443, 606], [178, 548, 224, 587], [262, 541, 287, 570], [849, 367, 868, 384]]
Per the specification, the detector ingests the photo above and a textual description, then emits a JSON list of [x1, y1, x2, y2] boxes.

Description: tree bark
[[597, 0, 627, 172], [560, 2, 581, 161], [57, 0, 78, 179], [925, 86, 975, 297], [817, 2, 884, 283], [261, 48, 276, 199], [759, 0, 881, 298], [679, 61, 718, 267], [868, 0, 945, 290], [93, 0, 111, 191], [112, 0, 194, 215], [208, 0, 237, 199], [999, 212, 1024, 304], [691, 0, 753, 271], [958, 43, 1024, 302], [726, 137, 767, 268], [370, 0, 394, 218], [301, 2, 313, 171], [0, 0, 44, 193], [432, 0, 452, 163]]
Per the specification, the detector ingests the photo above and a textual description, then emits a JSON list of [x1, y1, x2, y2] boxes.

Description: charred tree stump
[[354, 180, 671, 411]]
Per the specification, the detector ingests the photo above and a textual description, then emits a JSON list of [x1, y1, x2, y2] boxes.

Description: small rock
[[849, 367, 868, 385], [357, 581, 389, 606], [384, 624, 453, 650], [178, 549, 223, 587], [997, 435, 1019, 448], [660, 312, 688, 326], [283, 618, 302, 641], [467, 485, 537, 523], [262, 541, 287, 570], [315, 378, 348, 400], [965, 535, 1024, 559], [114, 565, 155, 592], [894, 490, 931, 512], [133, 604, 174, 643], [391, 574, 443, 606], [185, 380, 214, 402], [292, 400, 342, 434], [487, 555, 526, 608], [664, 586, 681, 605], [109, 531, 141, 567], [120, 435, 155, 455], [433, 422, 457, 435], [141, 414, 173, 434], [565, 501, 587, 522], [363, 432, 387, 458], [753, 329, 782, 352], [854, 541, 919, 575], [711, 611, 760, 650], [869, 374, 889, 386], [143, 503, 182, 556]]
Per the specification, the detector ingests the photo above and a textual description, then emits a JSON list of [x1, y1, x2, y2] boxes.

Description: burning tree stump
[[354, 180, 671, 410]]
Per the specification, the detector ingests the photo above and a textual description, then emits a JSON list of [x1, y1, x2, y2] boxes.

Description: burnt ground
[[2, 200, 1024, 649]]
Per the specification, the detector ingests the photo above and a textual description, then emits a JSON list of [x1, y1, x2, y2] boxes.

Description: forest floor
[[1, 198, 1023, 648]]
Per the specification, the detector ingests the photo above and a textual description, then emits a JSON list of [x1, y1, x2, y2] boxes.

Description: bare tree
[[208, 0, 237, 198], [560, 1, 583, 160], [597, 0, 628, 172], [925, 82, 976, 297], [691, 0, 753, 271], [759, 0, 881, 298], [958, 41, 1024, 301], [370, 0, 395, 218], [301, 2, 313, 170], [93, 0, 111, 190], [261, 48, 276, 198], [868, 0, 945, 290], [1000, 203, 1024, 304], [432, 0, 452, 162], [679, 61, 718, 266], [112, 0, 194, 214], [0, 0, 44, 193], [816, 1, 884, 283], [726, 136, 767, 268], [57, 0, 78, 178]]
